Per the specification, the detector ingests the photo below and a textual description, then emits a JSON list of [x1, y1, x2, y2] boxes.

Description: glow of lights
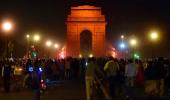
[[46, 40, 52, 47], [61, 54, 65, 59], [59, 51, 65, 59], [18, 68, 23, 71], [89, 54, 93, 58], [34, 34, 40, 42], [62, 47, 65, 51], [39, 68, 43, 72], [54, 43, 59, 49], [150, 31, 158, 40], [41, 80, 44, 83], [130, 39, 137, 46], [26, 34, 30, 38], [32, 52, 37, 58], [29, 66, 33, 72], [79, 54, 82, 58], [134, 53, 140, 59], [120, 43, 125, 49], [112, 52, 116, 58], [85, 61, 88, 66], [2, 21, 13, 32], [121, 35, 124, 39]]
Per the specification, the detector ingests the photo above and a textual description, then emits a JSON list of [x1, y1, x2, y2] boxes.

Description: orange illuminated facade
[[66, 5, 106, 57]]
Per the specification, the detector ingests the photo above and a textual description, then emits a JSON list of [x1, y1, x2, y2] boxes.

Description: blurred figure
[[32, 70, 41, 100], [2, 60, 11, 93], [155, 58, 166, 97], [125, 59, 137, 99], [136, 60, 144, 86], [65, 58, 71, 80], [104, 57, 119, 99], [23, 59, 33, 88], [85, 57, 97, 100], [145, 60, 159, 99]]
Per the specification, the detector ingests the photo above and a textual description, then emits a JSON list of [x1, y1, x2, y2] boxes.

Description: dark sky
[[0, 0, 170, 58]]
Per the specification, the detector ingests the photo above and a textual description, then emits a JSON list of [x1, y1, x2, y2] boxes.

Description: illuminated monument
[[66, 5, 106, 57]]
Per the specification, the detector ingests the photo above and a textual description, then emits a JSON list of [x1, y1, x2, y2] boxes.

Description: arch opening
[[80, 30, 92, 57]]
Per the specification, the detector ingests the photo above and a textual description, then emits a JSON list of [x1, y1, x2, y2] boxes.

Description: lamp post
[[120, 42, 125, 58], [120, 35, 125, 58], [33, 34, 40, 43], [130, 38, 137, 59], [33, 34, 40, 58], [46, 40, 52, 58], [149, 31, 158, 59], [121, 35, 124, 41], [54, 43, 59, 59], [26, 34, 30, 58], [2, 21, 13, 60]]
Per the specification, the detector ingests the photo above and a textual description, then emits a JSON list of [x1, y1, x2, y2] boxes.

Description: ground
[[0, 80, 86, 100]]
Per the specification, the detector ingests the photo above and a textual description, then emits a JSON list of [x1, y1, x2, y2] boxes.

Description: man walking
[[125, 59, 137, 99], [104, 57, 119, 99]]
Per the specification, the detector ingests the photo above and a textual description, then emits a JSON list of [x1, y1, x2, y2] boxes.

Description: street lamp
[[130, 38, 137, 59], [2, 20, 13, 59], [2, 21, 13, 32], [130, 39, 137, 46], [120, 43, 125, 49], [54, 43, 59, 59], [149, 31, 159, 58], [54, 43, 59, 49], [26, 34, 30, 39], [150, 31, 158, 41], [33, 34, 40, 58], [120, 35, 125, 58], [45, 40, 52, 58], [33, 34, 40, 42], [26, 34, 30, 58], [46, 40, 52, 47], [121, 35, 124, 40]]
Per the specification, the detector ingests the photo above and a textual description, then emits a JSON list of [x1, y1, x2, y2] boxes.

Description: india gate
[[66, 5, 106, 57]]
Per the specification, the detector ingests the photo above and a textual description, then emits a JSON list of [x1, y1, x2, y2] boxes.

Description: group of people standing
[[0, 57, 170, 100], [85, 57, 170, 100]]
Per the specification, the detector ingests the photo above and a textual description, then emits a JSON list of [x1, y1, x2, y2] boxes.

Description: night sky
[[0, 0, 170, 58]]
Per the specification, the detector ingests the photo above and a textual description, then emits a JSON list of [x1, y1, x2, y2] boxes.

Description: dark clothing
[[145, 63, 157, 80], [32, 72, 41, 100], [108, 76, 117, 99], [154, 62, 165, 79], [3, 64, 11, 93], [34, 89, 40, 100]]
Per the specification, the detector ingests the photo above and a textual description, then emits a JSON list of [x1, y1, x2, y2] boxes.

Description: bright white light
[[2, 21, 13, 32], [46, 40, 52, 47], [89, 54, 93, 58], [26, 34, 30, 38], [130, 39, 137, 46], [54, 43, 59, 49], [39, 68, 43, 72], [79, 54, 82, 58], [150, 32, 158, 40], [121, 35, 124, 39], [120, 43, 125, 49], [34, 35, 40, 42]]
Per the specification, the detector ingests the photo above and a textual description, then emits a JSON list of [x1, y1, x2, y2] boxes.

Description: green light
[[32, 52, 37, 58], [134, 53, 140, 59]]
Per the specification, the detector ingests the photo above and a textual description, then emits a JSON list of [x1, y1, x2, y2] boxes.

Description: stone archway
[[66, 5, 106, 57]]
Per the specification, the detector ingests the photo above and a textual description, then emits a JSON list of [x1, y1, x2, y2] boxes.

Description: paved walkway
[[0, 80, 86, 100]]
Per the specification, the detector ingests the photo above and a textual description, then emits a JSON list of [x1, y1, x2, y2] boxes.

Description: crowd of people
[[85, 57, 170, 100], [0, 57, 170, 100]]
